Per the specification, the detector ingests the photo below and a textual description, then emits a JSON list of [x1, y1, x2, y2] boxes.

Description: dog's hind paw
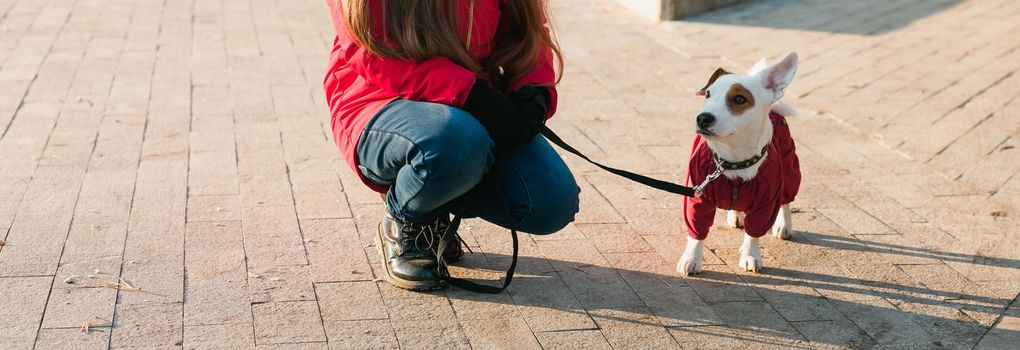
[[771, 223, 791, 240], [771, 204, 793, 240], [726, 210, 744, 229]]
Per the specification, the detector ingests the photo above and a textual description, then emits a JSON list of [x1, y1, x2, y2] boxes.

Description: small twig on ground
[[0, 239, 6, 246], [80, 316, 101, 334], [118, 277, 136, 290], [73, 279, 167, 298], [74, 280, 140, 292]]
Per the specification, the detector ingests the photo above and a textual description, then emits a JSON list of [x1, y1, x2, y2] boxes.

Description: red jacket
[[323, 0, 559, 193], [683, 112, 801, 240]]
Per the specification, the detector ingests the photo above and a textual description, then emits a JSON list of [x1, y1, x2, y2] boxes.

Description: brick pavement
[[0, 0, 1018, 349]]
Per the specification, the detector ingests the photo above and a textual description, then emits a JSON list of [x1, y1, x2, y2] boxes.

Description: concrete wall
[[673, 0, 744, 18], [614, 0, 745, 21]]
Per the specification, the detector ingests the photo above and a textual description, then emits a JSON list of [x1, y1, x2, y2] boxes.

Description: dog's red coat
[[683, 112, 801, 240]]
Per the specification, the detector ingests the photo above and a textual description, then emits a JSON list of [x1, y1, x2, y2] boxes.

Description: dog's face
[[694, 52, 799, 139]]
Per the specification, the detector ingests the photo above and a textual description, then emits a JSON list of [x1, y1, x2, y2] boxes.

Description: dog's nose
[[696, 113, 716, 129]]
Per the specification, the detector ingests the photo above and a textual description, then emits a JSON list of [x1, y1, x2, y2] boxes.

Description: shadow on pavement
[[432, 232, 1015, 348], [684, 0, 964, 36]]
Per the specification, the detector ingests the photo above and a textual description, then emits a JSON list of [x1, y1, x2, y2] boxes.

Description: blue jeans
[[356, 99, 580, 235]]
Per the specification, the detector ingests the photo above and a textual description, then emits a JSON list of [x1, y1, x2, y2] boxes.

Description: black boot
[[377, 214, 464, 291]]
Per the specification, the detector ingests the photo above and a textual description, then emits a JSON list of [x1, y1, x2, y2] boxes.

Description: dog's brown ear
[[697, 67, 732, 96]]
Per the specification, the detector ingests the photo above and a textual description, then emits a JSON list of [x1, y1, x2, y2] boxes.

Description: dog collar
[[712, 145, 769, 171]]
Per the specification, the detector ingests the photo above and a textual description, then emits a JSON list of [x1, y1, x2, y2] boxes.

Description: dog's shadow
[[426, 227, 1018, 349], [683, 0, 965, 36]]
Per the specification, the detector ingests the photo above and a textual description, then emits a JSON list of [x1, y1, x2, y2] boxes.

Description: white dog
[[676, 52, 802, 275]]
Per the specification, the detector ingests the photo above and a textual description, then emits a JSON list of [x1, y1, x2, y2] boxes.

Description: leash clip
[[692, 166, 724, 198]]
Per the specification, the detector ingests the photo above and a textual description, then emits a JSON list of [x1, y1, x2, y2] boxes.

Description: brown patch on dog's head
[[726, 83, 755, 115], [697, 67, 732, 96]]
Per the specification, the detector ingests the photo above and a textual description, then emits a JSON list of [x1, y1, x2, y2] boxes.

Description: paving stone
[[685, 265, 764, 304], [34, 327, 111, 350], [975, 304, 1020, 350], [534, 330, 612, 350], [604, 252, 724, 327], [252, 301, 326, 344], [0, 276, 51, 348], [667, 326, 749, 350], [823, 292, 941, 348], [109, 301, 184, 349], [817, 207, 896, 235], [315, 281, 387, 322], [790, 319, 877, 349], [507, 275, 598, 333], [894, 299, 989, 350], [322, 319, 398, 350], [241, 205, 301, 236], [747, 280, 844, 322], [590, 307, 681, 349], [460, 316, 543, 350], [42, 195, 131, 329], [0, 166, 85, 276], [183, 323, 254, 349], [389, 320, 471, 350], [535, 239, 646, 308], [186, 195, 241, 222], [299, 219, 372, 282], [42, 262, 122, 329], [256, 342, 329, 350], [446, 287, 521, 321], [383, 294, 459, 322], [709, 301, 806, 345]]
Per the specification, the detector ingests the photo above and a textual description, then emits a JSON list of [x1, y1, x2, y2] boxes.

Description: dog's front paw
[[677, 237, 704, 276], [738, 235, 763, 273], [726, 210, 744, 229], [771, 204, 793, 240]]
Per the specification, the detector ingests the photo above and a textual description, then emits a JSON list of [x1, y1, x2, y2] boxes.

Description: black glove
[[510, 85, 551, 134], [462, 80, 534, 148]]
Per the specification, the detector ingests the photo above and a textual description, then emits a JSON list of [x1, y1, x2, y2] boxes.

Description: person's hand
[[462, 80, 534, 148], [509, 85, 551, 134]]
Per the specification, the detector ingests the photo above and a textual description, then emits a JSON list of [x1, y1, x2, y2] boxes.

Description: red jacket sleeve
[[326, 0, 476, 107], [683, 156, 716, 240]]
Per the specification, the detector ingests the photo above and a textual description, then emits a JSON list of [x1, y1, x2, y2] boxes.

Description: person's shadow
[[426, 223, 1019, 349]]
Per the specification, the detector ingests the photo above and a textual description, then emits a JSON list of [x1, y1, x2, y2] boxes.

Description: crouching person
[[323, 0, 579, 291]]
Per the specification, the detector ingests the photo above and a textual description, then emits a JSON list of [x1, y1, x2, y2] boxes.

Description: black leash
[[539, 125, 698, 197], [437, 158, 519, 294], [436, 125, 702, 294]]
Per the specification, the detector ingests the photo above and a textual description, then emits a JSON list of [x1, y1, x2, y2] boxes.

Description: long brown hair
[[343, 0, 563, 91]]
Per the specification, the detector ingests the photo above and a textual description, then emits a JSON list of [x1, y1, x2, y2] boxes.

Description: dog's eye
[[733, 95, 747, 105]]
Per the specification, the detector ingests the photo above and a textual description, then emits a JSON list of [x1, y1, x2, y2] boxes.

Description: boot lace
[[399, 217, 472, 260]]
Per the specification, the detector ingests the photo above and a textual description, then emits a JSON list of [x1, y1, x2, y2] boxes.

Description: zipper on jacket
[[730, 185, 739, 209]]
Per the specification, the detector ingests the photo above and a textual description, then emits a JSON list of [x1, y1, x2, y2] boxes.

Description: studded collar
[[712, 145, 769, 171]]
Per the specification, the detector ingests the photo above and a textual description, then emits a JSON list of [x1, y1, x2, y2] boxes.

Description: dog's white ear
[[758, 52, 798, 100], [748, 57, 768, 75]]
